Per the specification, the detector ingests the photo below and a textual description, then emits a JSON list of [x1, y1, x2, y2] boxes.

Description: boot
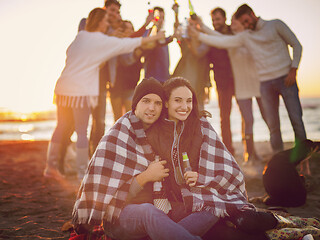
[[243, 134, 261, 165], [43, 141, 64, 180], [76, 147, 89, 181]]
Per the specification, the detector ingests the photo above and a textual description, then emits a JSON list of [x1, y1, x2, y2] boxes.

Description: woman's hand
[[184, 171, 198, 187]]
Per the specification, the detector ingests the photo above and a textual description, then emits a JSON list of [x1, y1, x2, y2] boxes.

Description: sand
[[0, 140, 319, 239]]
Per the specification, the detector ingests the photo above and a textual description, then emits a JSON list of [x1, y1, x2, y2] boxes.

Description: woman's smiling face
[[166, 86, 193, 123]]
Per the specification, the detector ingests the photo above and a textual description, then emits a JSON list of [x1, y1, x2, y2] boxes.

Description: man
[[207, 8, 235, 155], [143, 6, 172, 83], [78, 0, 122, 156], [72, 78, 202, 240], [190, 4, 306, 153]]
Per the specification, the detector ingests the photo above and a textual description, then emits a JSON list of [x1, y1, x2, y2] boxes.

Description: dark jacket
[[146, 118, 203, 203]]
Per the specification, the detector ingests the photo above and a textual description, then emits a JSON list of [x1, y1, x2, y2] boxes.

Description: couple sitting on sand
[[71, 77, 281, 240]]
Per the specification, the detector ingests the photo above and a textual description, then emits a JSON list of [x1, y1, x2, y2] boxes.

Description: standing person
[[143, 6, 172, 83], [90, 0, 122, 156], [171, 3, 211, 111], [72, 78, 204, 240], [207, 7, 236, 155], [146, 77, 277, 240], [109, 21, 142, 122], [190, 4, 306, 153], [77, 0, 123, 157], [43, 8, 165, 180], [109, 12, 154, 122], [227, 16, 267, 164]]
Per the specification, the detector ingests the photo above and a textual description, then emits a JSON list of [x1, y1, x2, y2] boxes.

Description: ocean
[[0, 97, 319, 142]]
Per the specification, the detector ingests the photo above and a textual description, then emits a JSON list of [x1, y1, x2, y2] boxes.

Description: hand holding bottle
[[184, 171, 198, 187], [145, 10, 154, 27], [188, 25, 199, 39], [182, 152, 198, 187]]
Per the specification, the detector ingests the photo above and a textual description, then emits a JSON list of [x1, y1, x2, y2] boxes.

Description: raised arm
[[131, 11, 154, 38], [189, 25, 243, 49]]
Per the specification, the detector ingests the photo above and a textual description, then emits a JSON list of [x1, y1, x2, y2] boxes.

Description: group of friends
[[42, 0, 320, 239]]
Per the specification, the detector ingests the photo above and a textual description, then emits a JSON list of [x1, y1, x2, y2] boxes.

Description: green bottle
[[182, 152, 192, 173], [188, 0, 197, 20]]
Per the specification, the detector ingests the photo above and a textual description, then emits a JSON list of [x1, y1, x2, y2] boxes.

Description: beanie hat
[[132, 77, 165, 111]]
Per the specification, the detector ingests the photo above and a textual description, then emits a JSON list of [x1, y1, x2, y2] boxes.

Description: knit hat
[[132, 77, 165, 111]]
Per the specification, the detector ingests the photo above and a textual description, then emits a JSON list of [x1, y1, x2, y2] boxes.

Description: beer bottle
[[153, 155, 162, 192], [188, 0, 197, 20], [152, 155, 171, 213], [182, 152, 192, 173]]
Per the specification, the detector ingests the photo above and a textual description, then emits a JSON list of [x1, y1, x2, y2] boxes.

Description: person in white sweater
[[229, 16, 268, 164], [189, 4, 306, 153], [44, 7, 165, 180]]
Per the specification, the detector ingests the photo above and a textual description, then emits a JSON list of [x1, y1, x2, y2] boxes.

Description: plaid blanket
[[180, 117, 250, 217], [72, 112, 155, 225], [72, 112, 250, 226]]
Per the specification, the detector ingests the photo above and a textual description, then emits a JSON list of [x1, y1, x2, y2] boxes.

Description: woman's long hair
[[85, 8, 106, 32], [163, 77, 202, 151]]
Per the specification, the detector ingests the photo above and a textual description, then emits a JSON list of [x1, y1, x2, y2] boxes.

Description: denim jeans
[[260, 76, 306, 152], [105, 203, 218, 240], [237, 97, 267, 135]]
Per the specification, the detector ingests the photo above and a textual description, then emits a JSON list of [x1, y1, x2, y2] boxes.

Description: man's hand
[[136, 160, 169, 187], [192, 14, 203, 27], [184, 171, 198, 187], [285, 68, 297, 87], [145, 11, 154, 26], [188, 25, 200, 39], [172, 3, 179, 15]]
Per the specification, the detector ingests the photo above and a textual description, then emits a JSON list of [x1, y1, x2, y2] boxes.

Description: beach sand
[[0, 140, 319, 239]]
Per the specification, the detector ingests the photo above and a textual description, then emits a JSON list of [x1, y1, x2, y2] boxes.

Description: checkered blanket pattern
[[72, 112, 155, 225], [180, 117, 250, 217], [72, 113, 250, 226]]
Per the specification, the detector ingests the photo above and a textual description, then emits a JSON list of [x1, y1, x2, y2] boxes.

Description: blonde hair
[[85, 8, 107, 32]]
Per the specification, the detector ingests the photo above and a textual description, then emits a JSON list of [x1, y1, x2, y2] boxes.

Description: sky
[[1, 0, 320, 113]]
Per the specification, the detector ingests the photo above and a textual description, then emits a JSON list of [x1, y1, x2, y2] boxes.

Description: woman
[[171, 4, 211, 111], [146, 77, 277, 239], [228, 15, 267, 164], [44, 7, 164, 180]]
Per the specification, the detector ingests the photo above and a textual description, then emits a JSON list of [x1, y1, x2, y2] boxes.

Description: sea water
[[0, 98, 319, 142]]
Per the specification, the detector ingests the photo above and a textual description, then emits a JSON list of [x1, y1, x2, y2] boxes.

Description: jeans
[[260, 76, 306, 152], [216, 86, 234, 154], [105, 203, 218, 240], [237, 97, 267, 135]]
